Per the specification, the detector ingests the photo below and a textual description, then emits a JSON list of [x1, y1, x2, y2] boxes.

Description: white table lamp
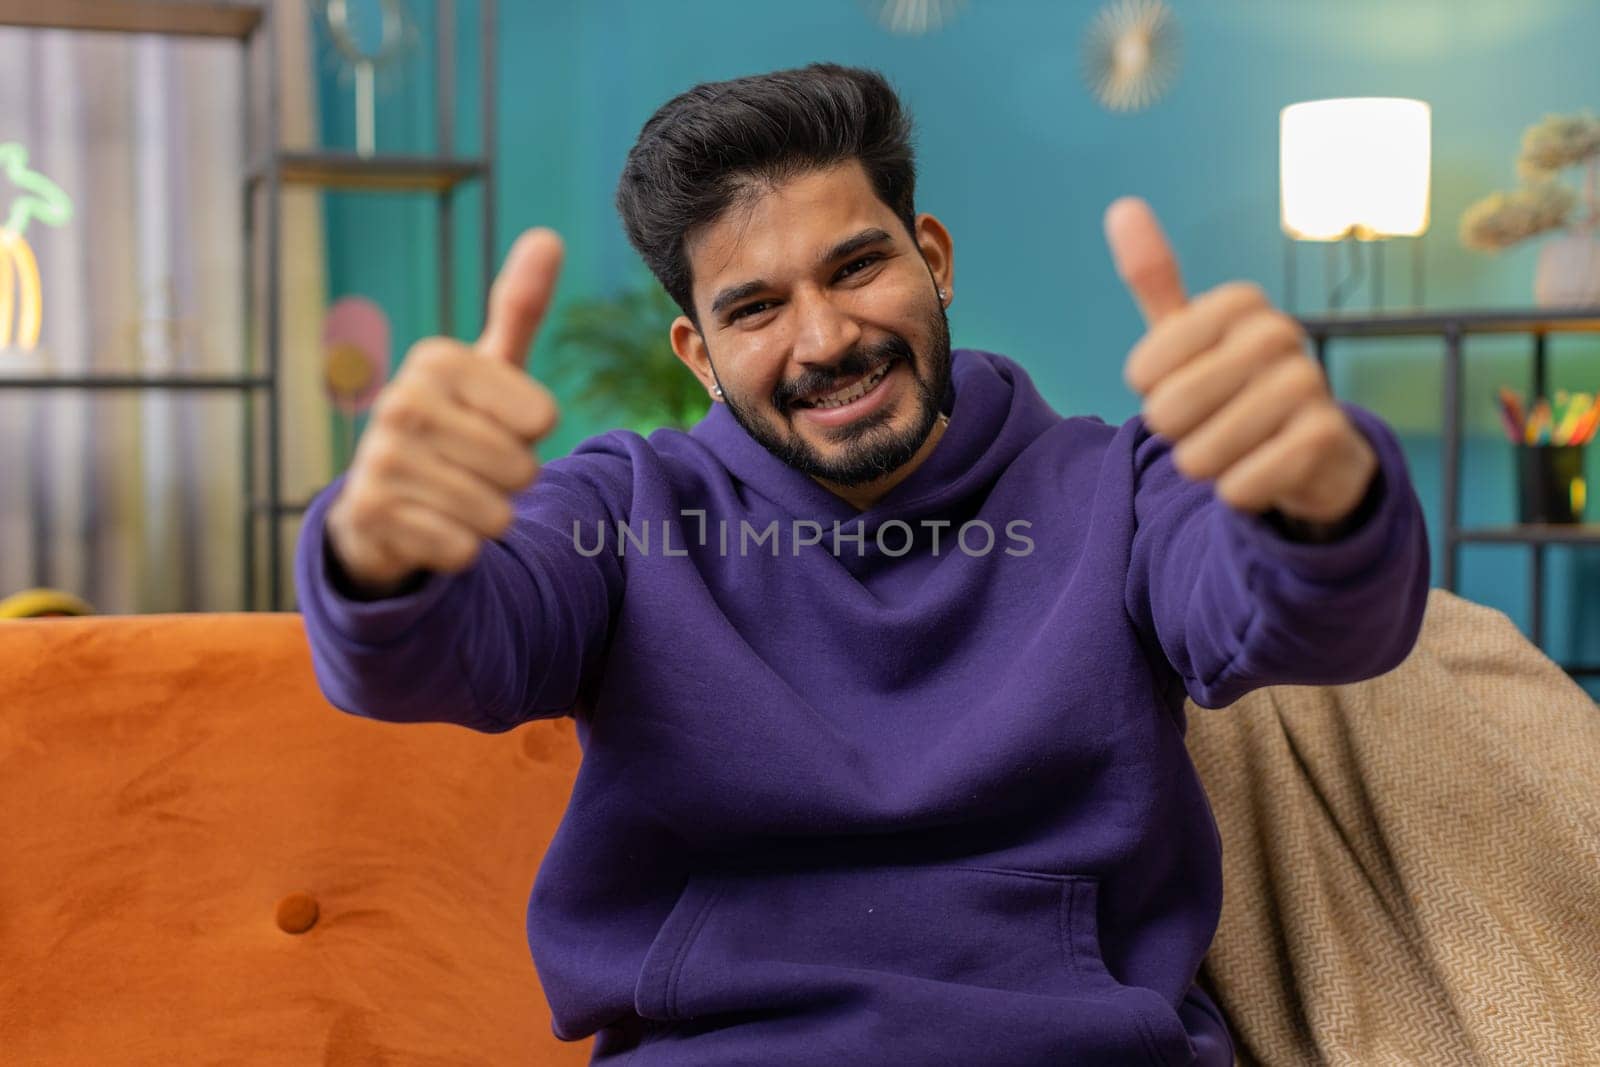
[[1280, 97, 1432, 309]]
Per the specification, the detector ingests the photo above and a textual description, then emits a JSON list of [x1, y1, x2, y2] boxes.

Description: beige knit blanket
[[1186, 588, 1600, 1066]]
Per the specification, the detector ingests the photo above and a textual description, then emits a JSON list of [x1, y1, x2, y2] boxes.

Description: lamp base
[[1283, 234, 1426, 315]]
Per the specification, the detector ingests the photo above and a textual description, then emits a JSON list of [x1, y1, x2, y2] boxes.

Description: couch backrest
[[0, 612, 591, 1065]]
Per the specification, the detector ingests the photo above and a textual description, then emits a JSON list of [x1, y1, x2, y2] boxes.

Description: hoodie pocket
[[634, 863, 1195, 1066]]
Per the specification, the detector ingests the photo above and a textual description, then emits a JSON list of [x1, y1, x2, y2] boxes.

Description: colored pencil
[[1568, 402, 1600, 446], [1556, 399, 1581, 444], [1525, 399, 1547, 444], [1497, 400, 1523, 443], [1499, 386, 1526, 430]]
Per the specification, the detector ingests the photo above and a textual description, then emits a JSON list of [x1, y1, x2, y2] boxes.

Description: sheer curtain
[[0, 1, 332, 613]]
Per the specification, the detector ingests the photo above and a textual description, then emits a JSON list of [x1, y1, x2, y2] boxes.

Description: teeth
[[810, 364, 890, 409]]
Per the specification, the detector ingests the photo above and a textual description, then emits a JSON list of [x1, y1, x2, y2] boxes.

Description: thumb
[[1104, 197, 1187, 328], [476, 227, 565, 369]]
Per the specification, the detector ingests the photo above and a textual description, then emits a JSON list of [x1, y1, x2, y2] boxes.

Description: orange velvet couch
[[0, 612, 591, 1065], [4, 593, 1598, 1064]]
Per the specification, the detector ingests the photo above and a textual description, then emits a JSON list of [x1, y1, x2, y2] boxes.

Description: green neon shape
[[0, 142, 72, 237]]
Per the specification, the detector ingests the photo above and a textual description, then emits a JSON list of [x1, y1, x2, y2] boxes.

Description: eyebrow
[[708, 227, 896, 319]]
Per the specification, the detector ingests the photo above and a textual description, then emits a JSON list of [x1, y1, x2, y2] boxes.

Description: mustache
[[777, 335, 915, 410]]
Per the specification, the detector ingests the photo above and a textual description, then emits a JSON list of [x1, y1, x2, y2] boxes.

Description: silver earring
[[713, 385, 724, 398], [939, 287, 950, 302]]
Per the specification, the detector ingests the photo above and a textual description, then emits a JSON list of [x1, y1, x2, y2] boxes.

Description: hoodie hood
[[686, 349, 1064, 558]]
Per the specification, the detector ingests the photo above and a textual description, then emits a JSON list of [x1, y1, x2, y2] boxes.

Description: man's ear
[[671, 315, 720, 400], [913, 213, 954, 301]]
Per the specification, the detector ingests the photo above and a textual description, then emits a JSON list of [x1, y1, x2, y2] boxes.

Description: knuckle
[[369, 386, 399, 420], [377, 393, 431, 436], [538, 393, 561, 438], [1140, 392, 1171, 435], [1309, 403, 1347, 443], [485, 495, 514, 536], [517, 380, 560, 440], [371, 386, 402, 420], [1223, 280, 1269, 308], [1123, 358, 1142, 391], [1247, 310, 1301, 353], [342, 486, 387, 529], [1171, 443, 1204, 480], [448, 534, 482, 571], [429, 529, 466, 571], [1290, 356, 1327, 396], [1124, 341, 1154, 389], [1215, 478, 1246, 510], [362, 439, 404, 479], [408, 336, 461, 371], [513, 449, 540, 487]]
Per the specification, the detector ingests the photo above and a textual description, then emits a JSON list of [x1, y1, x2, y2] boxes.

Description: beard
[[716, 299, 953, 489]]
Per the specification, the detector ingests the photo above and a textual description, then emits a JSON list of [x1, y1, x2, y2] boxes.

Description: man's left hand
[[1104, 196, 1378, 529]]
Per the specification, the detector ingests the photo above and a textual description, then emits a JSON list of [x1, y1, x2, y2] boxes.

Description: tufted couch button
[[276, 892, 319, 934], [521, 725, 554, 762], [521, 716, 577, 762]]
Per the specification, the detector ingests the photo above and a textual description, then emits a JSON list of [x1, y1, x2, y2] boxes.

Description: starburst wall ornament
[[865, 0, 967, 36], [1082, 0, 1180, 113]]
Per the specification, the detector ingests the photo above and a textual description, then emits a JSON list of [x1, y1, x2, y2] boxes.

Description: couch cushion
[[1188, 588, 1600, 1064], [0, 613, 591, 1065]]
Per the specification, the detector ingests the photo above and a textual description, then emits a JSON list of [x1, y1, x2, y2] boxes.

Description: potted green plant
[[1460, 111, 1600, 306], [545, 281, 710, 435]]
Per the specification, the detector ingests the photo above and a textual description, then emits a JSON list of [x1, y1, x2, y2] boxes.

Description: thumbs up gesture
[[325, 228, 565, 596], [1105, 197, 1378, 533]]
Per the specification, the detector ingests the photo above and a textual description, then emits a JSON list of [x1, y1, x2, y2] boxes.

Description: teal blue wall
[[315, 0, 1600, 692]]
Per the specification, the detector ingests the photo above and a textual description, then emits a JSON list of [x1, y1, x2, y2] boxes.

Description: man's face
[[671, 161, 954, 488]]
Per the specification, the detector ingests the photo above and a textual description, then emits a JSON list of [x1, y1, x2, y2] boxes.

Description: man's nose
[[790, 287, 863, 368]]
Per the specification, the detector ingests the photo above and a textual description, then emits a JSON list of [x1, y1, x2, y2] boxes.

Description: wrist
[[1265, 465, 1385, 544], [323, 537, 426, 601], [323, 507, 427, 601]]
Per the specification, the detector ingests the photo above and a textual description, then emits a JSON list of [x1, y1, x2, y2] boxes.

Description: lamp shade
[[1280, 97, 1431, 241]]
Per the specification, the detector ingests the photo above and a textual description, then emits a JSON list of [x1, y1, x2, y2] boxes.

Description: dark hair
[[615, 63, 919, 326]]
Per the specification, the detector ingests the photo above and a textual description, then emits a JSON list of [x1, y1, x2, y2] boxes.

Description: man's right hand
[[325, 228, 565, 598]]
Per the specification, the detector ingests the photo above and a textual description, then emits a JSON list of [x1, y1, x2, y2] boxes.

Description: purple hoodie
[[295, 348, 1430, 1065]]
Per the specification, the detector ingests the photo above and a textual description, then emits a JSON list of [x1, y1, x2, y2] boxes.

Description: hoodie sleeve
[[292, 439, 629, 733], [1123, 401, 1431, 710]]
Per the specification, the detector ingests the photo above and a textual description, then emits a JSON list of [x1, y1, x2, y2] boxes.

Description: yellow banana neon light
[[1, 230, 42, 349], [0, 142, 72, 353]]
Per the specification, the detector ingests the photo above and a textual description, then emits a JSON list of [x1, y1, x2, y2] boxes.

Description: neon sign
[[1, 142, 72, 352]]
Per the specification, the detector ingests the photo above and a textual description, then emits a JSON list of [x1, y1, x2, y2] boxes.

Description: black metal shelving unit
[[0, 0, 497, 612], [1300, 306, 1600, 678]]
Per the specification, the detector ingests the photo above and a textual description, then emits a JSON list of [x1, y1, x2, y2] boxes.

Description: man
[[295, 63, 1429, 1065]]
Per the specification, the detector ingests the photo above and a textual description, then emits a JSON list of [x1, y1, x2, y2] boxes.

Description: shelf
[[0, 1, 263, 39], [251, 152, 489, 193], [1454, 525, 1600, 546], [3, 0, 498, 611], [1310, 308, 1600, 669], [253, 490, 340, 517], [1298, 307, 1600, 338], [254, 499, 313, 516], [0, 373, 270, 390]]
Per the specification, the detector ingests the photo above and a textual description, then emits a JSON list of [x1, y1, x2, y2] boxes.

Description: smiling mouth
[[792, 359, 899, 410]]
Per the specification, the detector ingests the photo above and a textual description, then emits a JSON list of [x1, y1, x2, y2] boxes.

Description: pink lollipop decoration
[[321, 296, 391, 415]]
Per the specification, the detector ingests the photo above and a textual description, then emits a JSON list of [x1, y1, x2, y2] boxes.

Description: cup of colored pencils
[[1497, 387, 1592, 524]]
